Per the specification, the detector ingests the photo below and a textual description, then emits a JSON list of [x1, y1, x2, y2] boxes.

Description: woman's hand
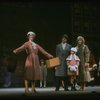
[[85, 62, 89, 67], [49, 55, 53, 59], [51, 55, 53, 58], [13, 50, 16, 54]]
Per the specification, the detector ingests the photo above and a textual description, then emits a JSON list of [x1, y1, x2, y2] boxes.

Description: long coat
[[55, 43, 72, 76], [14, 41, 52, 81], [76, 44, 90, 82]]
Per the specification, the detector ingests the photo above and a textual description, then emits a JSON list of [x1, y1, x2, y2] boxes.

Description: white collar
[[66, 54, 80, 61], [29, 41, 36, 46]]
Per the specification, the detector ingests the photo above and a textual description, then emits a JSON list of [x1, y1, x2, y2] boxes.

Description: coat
[[14, 41, 52, 81], [76, 44, 90, 82], [66, 54, 80, 76], [55, 43, 72, 76]]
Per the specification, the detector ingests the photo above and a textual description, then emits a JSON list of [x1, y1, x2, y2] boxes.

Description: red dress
[[14, 41, 52, 81]]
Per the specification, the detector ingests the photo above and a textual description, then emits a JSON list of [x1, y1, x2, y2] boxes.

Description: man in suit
[[55, 34, 72, 91]]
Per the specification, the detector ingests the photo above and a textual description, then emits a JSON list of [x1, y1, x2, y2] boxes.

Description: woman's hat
[[77, 36, 85, 43], [27, 31, 36, 36]]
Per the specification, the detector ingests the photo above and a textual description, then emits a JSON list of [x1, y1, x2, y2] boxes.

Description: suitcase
[[46, 57, 60, 68]]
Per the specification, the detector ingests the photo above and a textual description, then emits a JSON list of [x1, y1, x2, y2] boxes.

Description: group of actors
[[12, 31, 97, 95]]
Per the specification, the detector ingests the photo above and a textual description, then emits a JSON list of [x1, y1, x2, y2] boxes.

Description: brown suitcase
[[46, 57, 60, 68]]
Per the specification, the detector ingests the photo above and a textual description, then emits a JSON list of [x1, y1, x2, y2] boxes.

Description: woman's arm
[[37, 44, 53, 58], [84, 45, 90, 67], [13, 43, 27, 54]]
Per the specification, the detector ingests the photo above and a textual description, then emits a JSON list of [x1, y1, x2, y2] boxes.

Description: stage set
[[0, 1, 100, 99]]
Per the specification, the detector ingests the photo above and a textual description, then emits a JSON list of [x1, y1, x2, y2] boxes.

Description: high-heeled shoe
[[31, 89, 37, 94], [25, 90, 29, 96], [79, 87, 85, 91], [34, 89, 37, 93]]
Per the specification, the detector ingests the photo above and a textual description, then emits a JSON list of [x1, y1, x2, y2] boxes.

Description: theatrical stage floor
[[0, 86, 100, 98]]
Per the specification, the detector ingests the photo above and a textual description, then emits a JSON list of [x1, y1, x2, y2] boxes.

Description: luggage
[[46, 57, 60, 68]]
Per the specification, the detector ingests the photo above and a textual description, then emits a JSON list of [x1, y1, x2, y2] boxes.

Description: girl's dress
[[66, 54, 80, 76]]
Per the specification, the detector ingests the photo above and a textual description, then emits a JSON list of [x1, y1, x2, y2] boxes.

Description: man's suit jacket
[[55, 43, 72, 76]]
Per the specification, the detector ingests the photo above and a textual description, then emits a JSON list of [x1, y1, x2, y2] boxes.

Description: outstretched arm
[[37, 44, 53, 59], [13, 43, 27, 54]]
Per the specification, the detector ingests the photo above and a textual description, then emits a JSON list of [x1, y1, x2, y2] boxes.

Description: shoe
[[55, 89, 59, 91], [40, 83, 42, 88], [25, 90, 29, 96], [74, 88, 77, 91], [79, 88, 84, 91], [40, 84, 42, 88], [71, 87, 77, 91], [3, 84, 9, 88], [31, 89, 37, 93], [64, 88, 69, 91], [44, 85, 46, 88], [3, 82, 11, 88]]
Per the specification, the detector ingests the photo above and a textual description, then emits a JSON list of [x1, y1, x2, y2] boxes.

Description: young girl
[[66, 47, 80, 91]]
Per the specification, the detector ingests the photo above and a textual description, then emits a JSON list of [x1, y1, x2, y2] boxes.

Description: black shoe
[[55, 89, 59, 91], [73, 88, 77, 91], [64, 88, 69, 91], [71, 87, 77, 91], [71, 88, 74, 91]]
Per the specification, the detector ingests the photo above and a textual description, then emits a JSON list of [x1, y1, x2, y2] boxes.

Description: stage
[[0, 86, 100, 99]]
